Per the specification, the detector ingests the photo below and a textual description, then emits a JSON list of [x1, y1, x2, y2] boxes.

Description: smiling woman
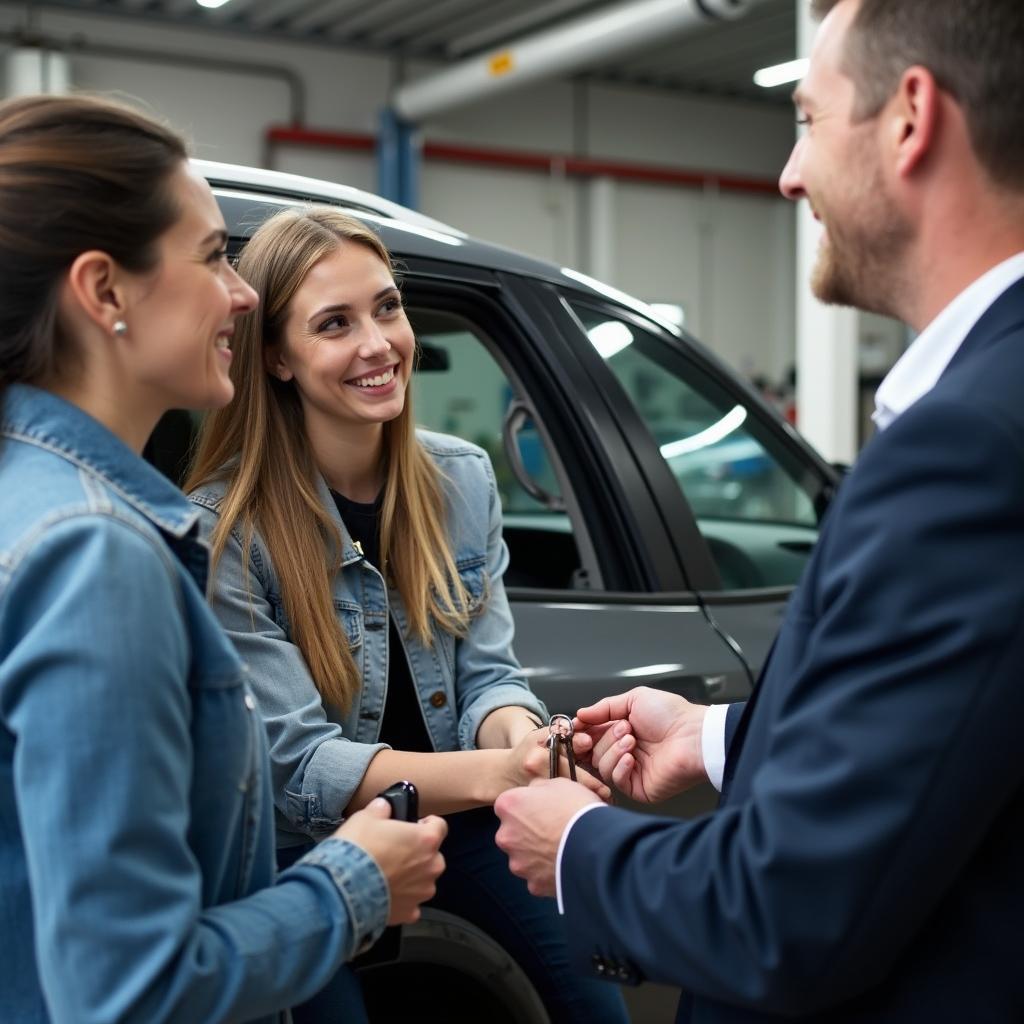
[[186, 207, 627, 1024], [0, 96, 447, 1024]]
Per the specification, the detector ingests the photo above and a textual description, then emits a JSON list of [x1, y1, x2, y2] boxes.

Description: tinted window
[[569, 302, 819, 589], [408, 307, 585, 591]]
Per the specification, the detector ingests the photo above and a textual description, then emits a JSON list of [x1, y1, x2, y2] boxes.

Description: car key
[[547, 714, 578, 782], [377, 780, 419, 822]]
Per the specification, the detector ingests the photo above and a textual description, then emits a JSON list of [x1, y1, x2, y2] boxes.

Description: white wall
[[0, 3, 801, 381]]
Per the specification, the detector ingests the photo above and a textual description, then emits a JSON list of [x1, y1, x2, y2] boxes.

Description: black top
[[330, 490, 433, 754]]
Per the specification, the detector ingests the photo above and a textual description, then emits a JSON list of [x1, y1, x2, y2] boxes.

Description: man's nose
[[779, 138, 806, 201]]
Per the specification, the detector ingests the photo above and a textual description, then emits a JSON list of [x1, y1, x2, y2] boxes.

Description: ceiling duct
[[392, 0, 757, 122]]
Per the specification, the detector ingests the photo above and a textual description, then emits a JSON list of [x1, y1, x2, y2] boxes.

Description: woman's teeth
[[352, 367, 395, 387]]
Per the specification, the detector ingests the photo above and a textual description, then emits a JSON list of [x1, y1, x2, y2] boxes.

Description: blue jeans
[[280, 807, 629, 1023]]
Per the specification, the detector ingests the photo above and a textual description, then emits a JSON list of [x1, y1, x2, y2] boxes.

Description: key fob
[[377, 780, 419, 822]]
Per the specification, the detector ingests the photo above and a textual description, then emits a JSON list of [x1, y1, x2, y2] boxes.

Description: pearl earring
[[112, 320, 128, 337]]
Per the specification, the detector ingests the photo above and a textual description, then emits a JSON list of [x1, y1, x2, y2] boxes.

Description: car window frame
[[399, 259, 694, 596], [540, 285, 838, 595]]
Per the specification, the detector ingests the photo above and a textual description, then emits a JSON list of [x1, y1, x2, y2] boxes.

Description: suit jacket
[[560, 278, 1024, 1022]]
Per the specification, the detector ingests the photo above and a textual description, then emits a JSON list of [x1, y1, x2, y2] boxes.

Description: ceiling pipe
[[392, 0, 756, 123], [265, 125, 779, 197], [0, 29, 306, 125]]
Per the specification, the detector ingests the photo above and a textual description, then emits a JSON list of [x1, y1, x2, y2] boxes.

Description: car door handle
[[501, 399, 565, 512]]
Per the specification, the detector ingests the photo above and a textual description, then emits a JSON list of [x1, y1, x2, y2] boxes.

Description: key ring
[[547, 714, 578, 782]]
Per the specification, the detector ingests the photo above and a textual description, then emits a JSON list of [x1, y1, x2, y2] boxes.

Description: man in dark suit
[[494, 0, 1024, 1020]]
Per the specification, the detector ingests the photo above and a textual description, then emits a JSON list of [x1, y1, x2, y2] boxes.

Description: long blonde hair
[[187, 207, 471, 711]]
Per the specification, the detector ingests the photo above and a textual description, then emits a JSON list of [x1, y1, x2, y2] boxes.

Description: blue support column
[[377, 108, 420, 209]]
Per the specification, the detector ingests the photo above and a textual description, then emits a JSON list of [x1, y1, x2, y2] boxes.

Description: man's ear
[[264, 343, 294, 382], [64, 250, 129, 336], [889, 66, 940, 179]]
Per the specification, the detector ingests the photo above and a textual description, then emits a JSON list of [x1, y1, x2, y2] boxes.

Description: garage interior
[[0, 2, 917, 1021]]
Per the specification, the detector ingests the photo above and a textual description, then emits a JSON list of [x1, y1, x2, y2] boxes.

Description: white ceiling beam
[[447, 0, 602, 58], [325, 0, 421, 39], [411, 1, 522, 50], [367, 0, 482, 48], [286, 0, 367, 35], [203, 0, 266, 25], [244, 0, 320, 30]]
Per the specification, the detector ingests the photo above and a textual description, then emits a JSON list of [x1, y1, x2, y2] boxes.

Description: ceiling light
[[195, 0, 232, 8], [753, 58, 809, 89]]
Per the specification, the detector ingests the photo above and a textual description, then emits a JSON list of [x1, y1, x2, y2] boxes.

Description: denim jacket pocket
[[435, 560, 489, 676], [333, 600, 363, 651], [455, 557, 489, 615]]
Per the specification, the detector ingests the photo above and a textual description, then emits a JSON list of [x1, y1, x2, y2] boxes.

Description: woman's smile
[[345, 362, 399, 394]]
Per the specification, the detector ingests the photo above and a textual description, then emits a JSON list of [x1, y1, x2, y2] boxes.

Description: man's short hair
[[811, 0, 1024, 191]]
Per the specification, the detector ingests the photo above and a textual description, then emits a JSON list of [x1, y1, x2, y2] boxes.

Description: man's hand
[[335, 799, 448, 925], [574, 686, 709, 803], [494, 778, 601, 897]]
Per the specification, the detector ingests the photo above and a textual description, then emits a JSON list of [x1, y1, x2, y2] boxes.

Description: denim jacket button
[[429, 690, 447, 708]]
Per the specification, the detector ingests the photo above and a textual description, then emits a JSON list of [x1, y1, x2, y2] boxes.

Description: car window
[[407, 307, 586, 591], [568, 301, 820, 590]]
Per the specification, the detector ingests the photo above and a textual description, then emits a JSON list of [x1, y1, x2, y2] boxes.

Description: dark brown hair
[[0, 94, 188, 394], [811, 0, 1024, 190]]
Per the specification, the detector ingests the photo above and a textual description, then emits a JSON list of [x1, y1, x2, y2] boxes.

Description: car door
[[397, 258, 756, 722], [531, 282, 839, 677]]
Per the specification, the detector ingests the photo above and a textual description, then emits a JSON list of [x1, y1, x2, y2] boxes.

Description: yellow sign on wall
[[488, 51, 515, 77]]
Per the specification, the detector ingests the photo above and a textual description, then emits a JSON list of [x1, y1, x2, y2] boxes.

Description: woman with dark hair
[[187, 206, 626, 1023], [0, 95, 446, 1024]]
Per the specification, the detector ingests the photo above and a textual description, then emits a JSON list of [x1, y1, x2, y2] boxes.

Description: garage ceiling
[[23, 0, 797, 104]]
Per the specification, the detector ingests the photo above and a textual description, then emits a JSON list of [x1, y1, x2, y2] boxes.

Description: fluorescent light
[[649, 302, 686, 329], [196, 0, 232, 8], [754, 57, 809, 89], [587, 320, 634, 360], [561, 267, 683, 337], [620, 663, 686, 678], [660, 405, 748, 460]]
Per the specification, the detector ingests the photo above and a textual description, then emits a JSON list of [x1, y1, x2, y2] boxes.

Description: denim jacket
[[190, 430, 547, 847], [0, 385, 388, 1024]]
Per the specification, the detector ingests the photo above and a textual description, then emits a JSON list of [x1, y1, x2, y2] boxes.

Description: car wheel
[[356, 908, 551, 1024]]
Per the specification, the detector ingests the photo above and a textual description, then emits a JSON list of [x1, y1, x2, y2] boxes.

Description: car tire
[[355, 908, 551, 1024]]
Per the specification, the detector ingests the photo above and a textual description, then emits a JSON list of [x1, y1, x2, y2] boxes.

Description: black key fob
[[377, 780, 419, 822]]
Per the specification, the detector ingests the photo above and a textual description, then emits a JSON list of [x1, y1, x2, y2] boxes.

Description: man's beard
[[809, 183, 911, 320]]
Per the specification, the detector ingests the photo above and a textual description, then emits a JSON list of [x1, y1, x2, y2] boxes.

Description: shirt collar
[[1, 383, 200, 539], [873, 251, 1024, 430]]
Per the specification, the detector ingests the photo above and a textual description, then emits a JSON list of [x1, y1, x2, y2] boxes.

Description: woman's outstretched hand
[[498, 726, 611, 802]]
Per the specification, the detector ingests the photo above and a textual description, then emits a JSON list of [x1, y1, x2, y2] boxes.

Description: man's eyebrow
[[200, 228, 228, 247]]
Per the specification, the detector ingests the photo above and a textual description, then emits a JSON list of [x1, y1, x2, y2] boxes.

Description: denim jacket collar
[[1, 383, 200, 539]]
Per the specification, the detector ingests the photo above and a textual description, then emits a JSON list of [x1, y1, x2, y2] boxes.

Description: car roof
[[194, 158, 683, 339]]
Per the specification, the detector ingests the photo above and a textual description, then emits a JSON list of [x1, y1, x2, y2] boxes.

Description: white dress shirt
[[555, 252, 1024, 914], [873, 252, 1024, 430]]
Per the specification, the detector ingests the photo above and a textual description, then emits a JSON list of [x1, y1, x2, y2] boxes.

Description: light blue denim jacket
[[190, 430, 547, 848], [0, 385, 388, 1024]]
